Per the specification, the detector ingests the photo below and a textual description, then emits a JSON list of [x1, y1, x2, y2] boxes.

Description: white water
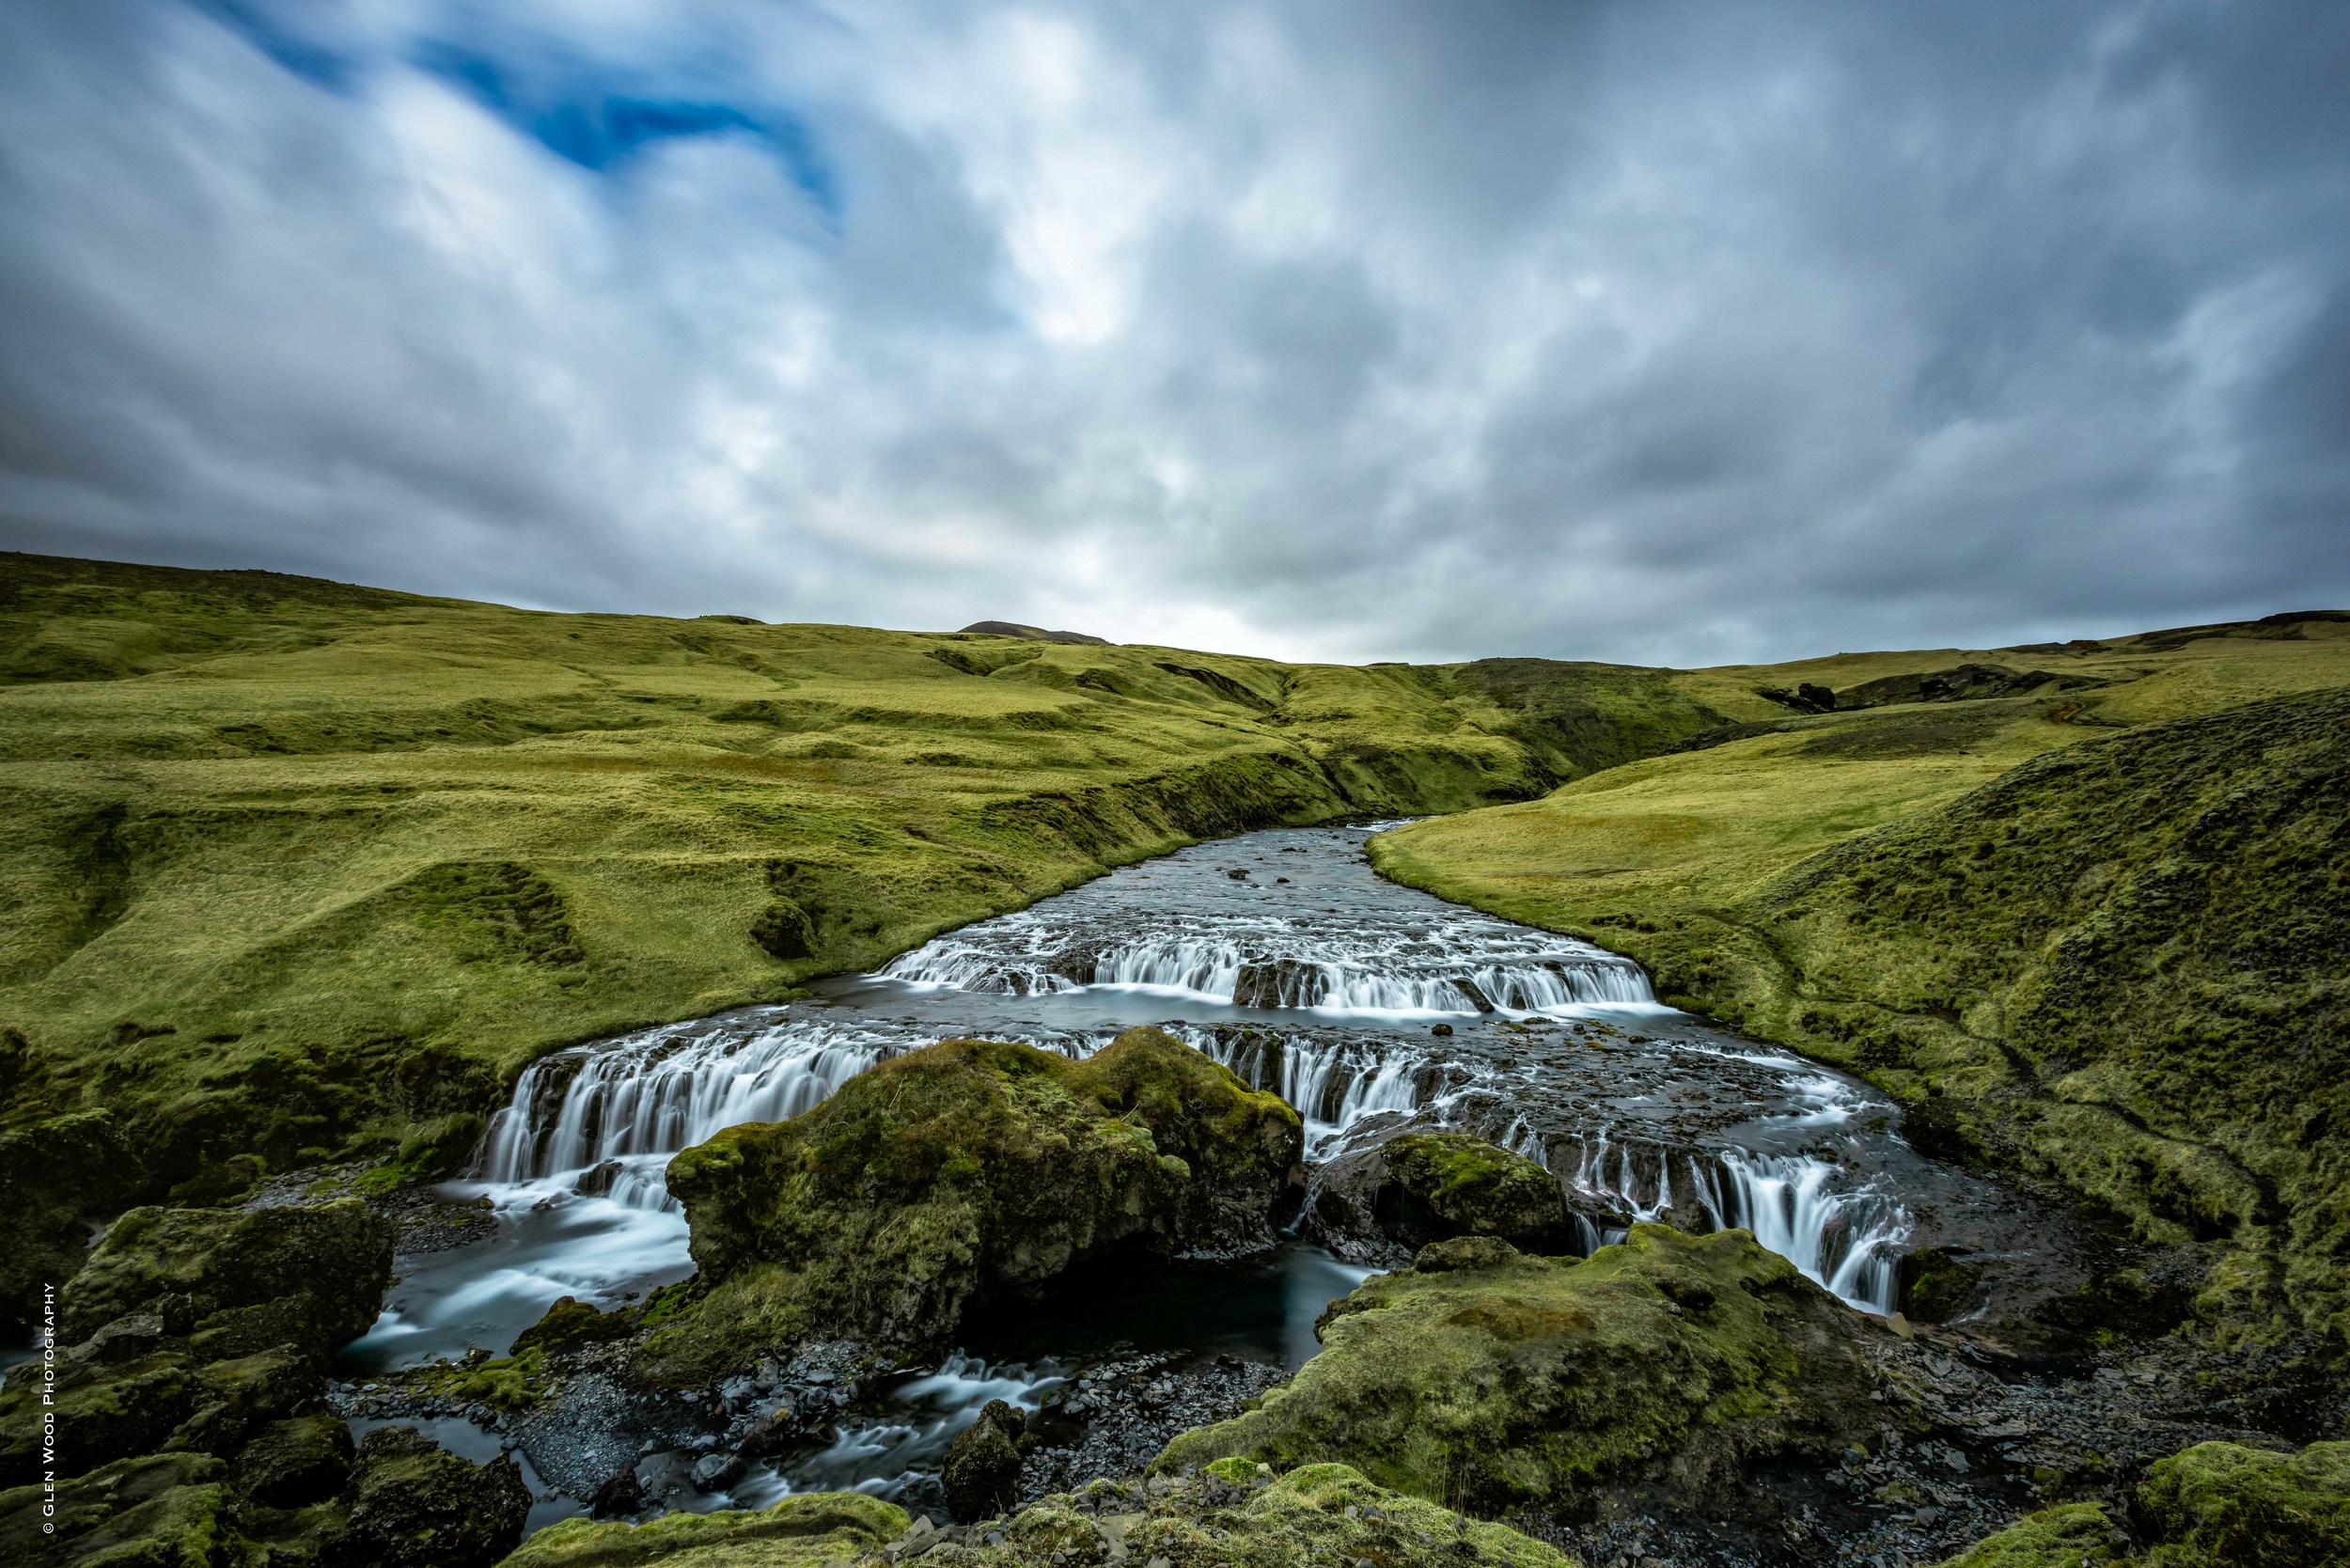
[[881, 913, 1653, 1017], [478, 1020, 901, 1211]]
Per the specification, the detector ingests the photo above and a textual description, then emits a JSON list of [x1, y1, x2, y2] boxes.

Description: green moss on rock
[[1379, 1131, 1574, 1250], [498, 1491, 909, 1567], [0, 1451, 244, 1568], [59, 1199, 394, 1347], [1158, 1224, 1901, 1519], [2136, 1438, 2350, 1567], [647, 1027, 1301, 1378]]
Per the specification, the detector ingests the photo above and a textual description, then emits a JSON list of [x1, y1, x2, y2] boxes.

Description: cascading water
[[478, 1019, 902, 1209]]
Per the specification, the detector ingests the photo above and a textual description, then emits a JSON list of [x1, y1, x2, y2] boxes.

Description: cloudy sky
[[1, 1, 2344, 665]]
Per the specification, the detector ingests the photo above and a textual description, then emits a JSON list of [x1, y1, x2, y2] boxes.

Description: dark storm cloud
[[0, 0, 2343, 663]]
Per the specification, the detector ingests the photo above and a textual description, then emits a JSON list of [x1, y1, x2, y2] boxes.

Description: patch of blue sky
[[415, 41, 841, 222]]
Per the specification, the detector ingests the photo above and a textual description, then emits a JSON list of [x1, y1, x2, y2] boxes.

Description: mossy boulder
[[59, 1199, 395, 1347], [496, 1490, 909, 1567], [1313, 1130, 1574, 1256], [1158, 1224, 1901, 1520], [1932, 1438, 2350, 1567], [650, 1027, 1301, 1376], [514, 1295, 637, 1356], [0, 1348, 199, 1485], [943, 1400, 1028, 1523], [0, 1451, 244, 1568]]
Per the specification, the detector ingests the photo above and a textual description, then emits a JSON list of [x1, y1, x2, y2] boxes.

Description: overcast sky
[[2, 1, 2344, 666]]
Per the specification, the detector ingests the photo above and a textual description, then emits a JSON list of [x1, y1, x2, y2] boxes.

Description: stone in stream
[[1308, 1129, 1574, 1262], [645, 1026, 1303, 1379]]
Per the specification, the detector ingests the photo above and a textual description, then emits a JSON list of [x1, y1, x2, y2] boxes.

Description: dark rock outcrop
[[340, 1425, 532, 1568], [958, 620, 1111, 646]]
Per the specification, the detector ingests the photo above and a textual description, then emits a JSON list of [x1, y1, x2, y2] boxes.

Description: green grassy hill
[[1378, 623, 2350, 1347]]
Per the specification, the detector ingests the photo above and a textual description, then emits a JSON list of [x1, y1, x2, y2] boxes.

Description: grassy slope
[[0, 553, 1720, 1187], [1377, 621, 2350, 1341]]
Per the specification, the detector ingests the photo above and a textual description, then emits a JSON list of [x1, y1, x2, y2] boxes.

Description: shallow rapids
[[344, 822, 2044, 1519]]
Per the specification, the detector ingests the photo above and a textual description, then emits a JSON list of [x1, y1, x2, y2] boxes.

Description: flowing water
[[343, 823, 2059, 1518]]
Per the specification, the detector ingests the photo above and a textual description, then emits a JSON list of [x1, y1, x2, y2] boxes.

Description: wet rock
[[589, 1464, 644, 1517], [944, 1399, 1026, 1522], [232, 1412, 354, 1507], [1161, 1225, 1904, 1521], [573, 1159, 625, 1198], [342, 1424, 532, 1568], [501, 1491, 908, 1567], [1233, 959, 1324, 1008], [650, 1027, 1302, 1377], [0, 1346, 196, 1485], [57, 1199, 395, 1348], [691, 1450, 747, 1491]]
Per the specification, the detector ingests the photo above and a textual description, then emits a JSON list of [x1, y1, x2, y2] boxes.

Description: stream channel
[[336, 823, 2068, 1529]]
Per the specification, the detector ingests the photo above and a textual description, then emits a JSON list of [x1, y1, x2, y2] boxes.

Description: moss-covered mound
[[649, 1027, 1302, 1377], [1932, 1438, 2349, 1567], [1383, 682, 2350, 1348], [1158, 1225, 1897, 1520], [500, 1491, 910, 1568]]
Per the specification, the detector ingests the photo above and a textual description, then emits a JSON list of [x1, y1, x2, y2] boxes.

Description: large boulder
[[650, 1027, 1301, 1377], [59, 1199, 395, 1347], [497, 1491, 909, 1567], [1310, 1129, 1574, 1259], [1158, 1224, 1903, 1521]]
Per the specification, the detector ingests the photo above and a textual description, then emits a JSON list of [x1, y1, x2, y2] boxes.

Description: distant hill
[[957, 619, 1111, 646]]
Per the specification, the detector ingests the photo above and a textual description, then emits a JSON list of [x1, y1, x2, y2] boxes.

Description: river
[[336, 821, 2066, 1525]]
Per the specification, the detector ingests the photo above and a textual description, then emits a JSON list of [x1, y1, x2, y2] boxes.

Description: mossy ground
[[650, 1027, 1301, 1377], [1377, 632, 2350, 1348]]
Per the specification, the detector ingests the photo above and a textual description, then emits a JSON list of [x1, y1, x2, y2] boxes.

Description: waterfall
[[1541, 1129, 1905, 1312], [478, 1019, 895, 1210], [1192, 1032, 1435, 1151]]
